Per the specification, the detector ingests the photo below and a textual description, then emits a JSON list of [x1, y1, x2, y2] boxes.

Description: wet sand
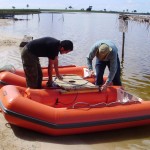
[[0, 19, 11, 26], [1, 112, 150, 150], [0, 19, 22, 51], [0, 19, 150, 150]]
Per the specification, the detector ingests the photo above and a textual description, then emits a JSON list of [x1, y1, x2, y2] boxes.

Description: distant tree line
[[66, 5, 139, 13], [1, 4, 150, 16]]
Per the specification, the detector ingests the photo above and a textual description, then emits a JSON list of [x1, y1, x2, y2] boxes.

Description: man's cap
[[96, 44, 112, 60]]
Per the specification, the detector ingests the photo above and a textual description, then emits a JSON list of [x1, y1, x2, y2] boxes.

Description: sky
[[0, 0, 150, 13]]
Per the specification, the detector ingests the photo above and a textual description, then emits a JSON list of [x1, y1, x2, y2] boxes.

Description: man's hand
[[100, 82, 109, 91], [46, 80, 58, 87], [46, 80, 53, 87], [56, 74, 63, 80], [89, 69, 95, 77]]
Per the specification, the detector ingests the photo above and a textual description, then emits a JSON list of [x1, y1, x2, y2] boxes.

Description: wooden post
[[38, 13, 40, 22], [52, 13, 53, 22], [122, 32, 125, 58], [119, 16, 128, 59]]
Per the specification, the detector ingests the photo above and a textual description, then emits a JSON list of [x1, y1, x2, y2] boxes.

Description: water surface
[[0, 12, 150, 149], [0, 12, 149, 100]]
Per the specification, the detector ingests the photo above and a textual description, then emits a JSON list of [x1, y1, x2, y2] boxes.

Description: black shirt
[[26, 37, 60, 60]]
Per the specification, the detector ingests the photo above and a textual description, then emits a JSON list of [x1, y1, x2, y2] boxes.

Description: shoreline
[[0, 19, 22, 51], [0, 18, 12, 26]]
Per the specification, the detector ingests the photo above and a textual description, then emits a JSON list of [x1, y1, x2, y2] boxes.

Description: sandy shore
[[0, 36, 21, 48], [0, 19, 22, 52], [0, 113, 94, 150], [0, 19, 12, 26]]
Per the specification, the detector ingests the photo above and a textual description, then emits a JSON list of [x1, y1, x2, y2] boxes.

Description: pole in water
[[122, 32, 125, 58]]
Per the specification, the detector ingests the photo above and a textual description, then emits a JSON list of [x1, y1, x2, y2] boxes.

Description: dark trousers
[[95, 55, 122, 86], [21, 46, 43, 89]]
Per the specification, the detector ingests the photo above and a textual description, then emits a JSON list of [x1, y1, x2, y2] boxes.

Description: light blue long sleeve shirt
[[86, 40, 118, 84]]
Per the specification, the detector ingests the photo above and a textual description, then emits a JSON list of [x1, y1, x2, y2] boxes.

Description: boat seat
[[53, 75, 99, 94]]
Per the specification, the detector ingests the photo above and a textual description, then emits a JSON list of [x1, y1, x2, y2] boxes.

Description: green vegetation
[[0, 8, 149, 17], [0, 9, 40, 15]]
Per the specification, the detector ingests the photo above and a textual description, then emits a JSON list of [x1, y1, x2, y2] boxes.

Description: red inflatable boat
[[0, 65, 150, 136], [0, 65, 96, 88]]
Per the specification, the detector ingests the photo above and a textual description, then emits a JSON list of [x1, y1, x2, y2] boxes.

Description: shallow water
[[0, 12, 150, 149], [0, 12, 149, 100]]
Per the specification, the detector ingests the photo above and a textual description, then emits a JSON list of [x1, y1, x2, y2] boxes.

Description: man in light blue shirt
[[86, 40, 122, 91]]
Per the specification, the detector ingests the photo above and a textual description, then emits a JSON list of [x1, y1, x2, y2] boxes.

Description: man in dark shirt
[[21, 37, 73, 89]]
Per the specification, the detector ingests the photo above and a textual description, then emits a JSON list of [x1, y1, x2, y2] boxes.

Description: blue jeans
[[95, 55, 122, 86]]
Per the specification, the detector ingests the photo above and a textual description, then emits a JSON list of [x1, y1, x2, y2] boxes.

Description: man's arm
[[86, 45, 98, 70], [48, 56, 62, 80], [101, 52, 118, 91], [106, 53, 118, 84], [53, 56, 62, 79], [48, 58, 54, 85]]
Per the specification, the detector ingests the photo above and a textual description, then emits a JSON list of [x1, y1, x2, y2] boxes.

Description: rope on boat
[[0, 65, 16, 73], [71, 100, 141, 109]]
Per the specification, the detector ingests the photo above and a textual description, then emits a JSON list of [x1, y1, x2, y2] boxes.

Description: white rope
[[71, 99, 141, 109]]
